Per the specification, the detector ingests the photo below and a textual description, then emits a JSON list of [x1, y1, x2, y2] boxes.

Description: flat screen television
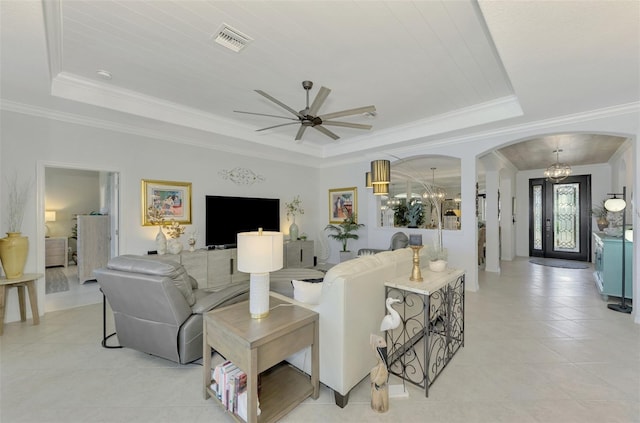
[[205, 195, 280, 248]]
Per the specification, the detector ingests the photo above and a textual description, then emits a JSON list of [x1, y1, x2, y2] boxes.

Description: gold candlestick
[[410, 245, 423, 282]]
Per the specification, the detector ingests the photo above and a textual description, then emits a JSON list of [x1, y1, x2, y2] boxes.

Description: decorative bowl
[[429, 259, 447, 272]]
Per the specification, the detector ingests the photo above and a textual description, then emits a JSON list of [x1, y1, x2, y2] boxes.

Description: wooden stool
[[0, 273, 42, 335]]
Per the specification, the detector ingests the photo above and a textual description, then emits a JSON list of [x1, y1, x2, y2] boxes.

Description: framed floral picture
[[141, 179, 192, 225], [329, 187, 357, 223]]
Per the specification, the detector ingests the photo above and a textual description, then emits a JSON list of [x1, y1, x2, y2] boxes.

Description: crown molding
[[322, 95, 524, 158], [0, 99, 323, 167], [50, 72, 325, 158], [387, 102, 640, 156], [42, 0, 63, 80]]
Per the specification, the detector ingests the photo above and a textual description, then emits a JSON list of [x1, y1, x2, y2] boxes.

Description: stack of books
[[211, 361, 258, 421]]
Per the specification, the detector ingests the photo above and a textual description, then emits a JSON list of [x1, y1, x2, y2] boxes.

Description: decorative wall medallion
[[219, 167, 265, 185]]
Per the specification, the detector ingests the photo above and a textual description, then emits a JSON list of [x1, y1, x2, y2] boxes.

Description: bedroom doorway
[[42, 165, 120, 312]]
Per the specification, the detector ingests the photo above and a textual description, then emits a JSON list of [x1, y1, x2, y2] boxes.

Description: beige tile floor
[[1, 258, 638, 422]]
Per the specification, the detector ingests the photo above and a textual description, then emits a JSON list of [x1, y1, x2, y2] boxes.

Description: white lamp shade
[[45, 210, 56, 222], [237, 231, 284, 273], [604, 197, 626, 212]]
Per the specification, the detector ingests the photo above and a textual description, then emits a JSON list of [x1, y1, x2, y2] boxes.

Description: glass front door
[[529, 175, 591, 261]]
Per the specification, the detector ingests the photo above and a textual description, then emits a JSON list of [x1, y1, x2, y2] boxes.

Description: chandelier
[[423, 167, 446, 202], [544, 149, 572, 182]]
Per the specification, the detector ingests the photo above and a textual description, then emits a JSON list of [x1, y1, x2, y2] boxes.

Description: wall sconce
[[237, 229, 284, 319], [603, 186, 631, 314], [370, 160, 390, 185]]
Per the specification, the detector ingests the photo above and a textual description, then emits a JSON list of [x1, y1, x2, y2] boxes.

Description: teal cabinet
[[593, 232, 633, 299]]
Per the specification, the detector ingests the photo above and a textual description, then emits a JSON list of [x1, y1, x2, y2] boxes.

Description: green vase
[[289, 220, 299, 241]]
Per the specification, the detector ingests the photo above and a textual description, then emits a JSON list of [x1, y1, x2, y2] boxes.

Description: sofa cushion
[[292, 279, 323, 304], [107, 255, 196, 306]]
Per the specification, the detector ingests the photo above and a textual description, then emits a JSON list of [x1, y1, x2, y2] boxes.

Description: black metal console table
[[384, 268, 465, 397]]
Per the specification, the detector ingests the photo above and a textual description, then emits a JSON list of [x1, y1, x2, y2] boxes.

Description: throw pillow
[[291, 278, 323, 304]]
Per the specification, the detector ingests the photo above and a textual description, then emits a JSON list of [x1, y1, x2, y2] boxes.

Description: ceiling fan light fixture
[[236, 81, 375, 141], [544, 149, 572, 182]]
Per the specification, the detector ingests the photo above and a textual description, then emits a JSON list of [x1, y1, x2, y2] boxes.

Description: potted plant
[[325, 209, 365, 262], [592, 201, 609, 231], [285, 195, 304, 240], [0, 174, 31, 278], [392, 203, 408, 227]]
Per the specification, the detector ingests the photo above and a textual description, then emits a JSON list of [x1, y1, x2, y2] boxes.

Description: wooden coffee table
[[203, 294, 319, 423]]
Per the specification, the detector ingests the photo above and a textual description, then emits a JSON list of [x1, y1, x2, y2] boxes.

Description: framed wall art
[[141, 179, 192, 225], [328, 187, 357, 223]]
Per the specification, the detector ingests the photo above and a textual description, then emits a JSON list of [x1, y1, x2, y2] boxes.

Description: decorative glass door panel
[[553, 183, 579, 253], [529, 176, 591, 261], [532, 185, 543, 251]]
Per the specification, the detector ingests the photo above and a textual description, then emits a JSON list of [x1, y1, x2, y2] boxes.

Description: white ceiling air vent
[[213, 24, 252, 53]]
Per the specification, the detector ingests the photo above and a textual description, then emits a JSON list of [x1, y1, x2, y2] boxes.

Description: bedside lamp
[[237, 229, 283, 319], [45, 210, 56, 237]]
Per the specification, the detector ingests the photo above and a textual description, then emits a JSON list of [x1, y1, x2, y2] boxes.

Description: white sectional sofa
[[270, 247, 428, 407]]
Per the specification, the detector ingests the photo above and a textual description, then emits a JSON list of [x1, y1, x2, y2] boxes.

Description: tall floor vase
[[0, 232, 29, 279]]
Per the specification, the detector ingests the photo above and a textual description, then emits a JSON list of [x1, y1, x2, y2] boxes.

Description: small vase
[[168, 238, 183, 255], [156, 226, 167, 255], [429, 259, 447, 272], [597, 217, 608, 232], [0, 232, 29, 279], [289, 218, 299, 241]]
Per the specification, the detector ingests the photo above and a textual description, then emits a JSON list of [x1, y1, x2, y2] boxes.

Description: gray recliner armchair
[[94, 255, 249, 364], [358, 231, 409, 256]]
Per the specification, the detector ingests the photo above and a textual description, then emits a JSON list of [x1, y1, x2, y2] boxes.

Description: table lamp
[[45, 210, 56, 237], [237, 229, 283, 319]]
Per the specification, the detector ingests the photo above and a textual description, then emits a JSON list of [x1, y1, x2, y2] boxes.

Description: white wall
[[1, 111, 319, 322]]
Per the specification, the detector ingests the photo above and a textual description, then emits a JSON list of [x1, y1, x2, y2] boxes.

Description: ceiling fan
[[235, 80, 376, 142]]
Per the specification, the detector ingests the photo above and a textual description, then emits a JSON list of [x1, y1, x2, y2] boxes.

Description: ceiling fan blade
[[321, 120, 372, 130], [255, 90, 303, 118], [314, 125, 340, 140], [319, 105, 376, 121], [256, 122, 300, 132], [294, 125, 308, 142], [308, 86, 331, 116], [234, 110, 298, 121]]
